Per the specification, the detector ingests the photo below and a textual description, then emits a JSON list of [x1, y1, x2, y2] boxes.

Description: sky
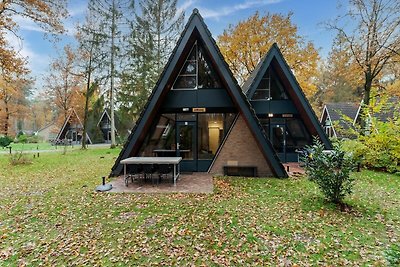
[[6, 0, 346, 93]]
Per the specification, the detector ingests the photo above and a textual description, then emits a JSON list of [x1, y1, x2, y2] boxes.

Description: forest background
[[0, 0, 398, 147]]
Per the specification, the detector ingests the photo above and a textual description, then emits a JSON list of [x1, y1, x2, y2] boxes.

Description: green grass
[[4, 142, 62, 152], [0, 149, 399, 266]]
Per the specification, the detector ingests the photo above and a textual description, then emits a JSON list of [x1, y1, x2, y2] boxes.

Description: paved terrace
[[103, 163, 304, 194], [106, 172, 214, 194]]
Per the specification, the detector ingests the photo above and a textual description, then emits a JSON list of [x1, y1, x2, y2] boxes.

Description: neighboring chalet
[[368, 96, 399, 124], [97, 109, 118, 143], [321, 97, 399, 138], [320, 103, 360, 139], [55, 109, 92, 145], [35, 122, 59, 142], [242, 44, 332, 161], [110, 9, 331, 178]]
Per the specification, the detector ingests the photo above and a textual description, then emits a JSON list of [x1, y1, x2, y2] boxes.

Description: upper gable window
[[252, 67, 288, 100], [173, 41, 222, 90]]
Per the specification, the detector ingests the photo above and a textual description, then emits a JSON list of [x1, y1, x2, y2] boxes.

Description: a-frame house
[[55, 109, 92, 145], [97, 109, 118, 143], [243, 44, 332, 162], [111, 9, 287, 178], [320, 102, 360, 139]]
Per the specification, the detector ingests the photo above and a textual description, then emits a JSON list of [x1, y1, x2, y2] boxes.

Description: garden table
[[120, 157, 182, 186]]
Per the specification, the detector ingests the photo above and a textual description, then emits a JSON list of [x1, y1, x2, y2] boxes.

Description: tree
[[0, 0, 67, 75], [0, 76, 31, 136], [45, 45, 83, 121], [119, 0, 184, 119], [316, 33, 364, 104], [327, 0, 400, 109], [87, 0, 132, 148], [29, 95, 55, 131], [134, 0, 184, 72], [75, 12, 108, 149], [218, 12, 320, 97]]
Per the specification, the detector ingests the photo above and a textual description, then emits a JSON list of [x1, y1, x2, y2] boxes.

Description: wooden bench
[[223, 166, 258, 177]]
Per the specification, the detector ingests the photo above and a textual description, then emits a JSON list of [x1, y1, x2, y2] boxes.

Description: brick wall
[[209, 114, 274, 177]]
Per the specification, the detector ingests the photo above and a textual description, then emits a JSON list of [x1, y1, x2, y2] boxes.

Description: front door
[[177, 121, 197, 171], [271, 124, 286, 162]]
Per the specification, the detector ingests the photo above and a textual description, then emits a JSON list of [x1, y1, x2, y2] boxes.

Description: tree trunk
[[360, 72, 373, 133], [81, 37, 95, 150], [110, 0, 117, 148], [4, 99, 9, 136], [81, 73, 91, 149]]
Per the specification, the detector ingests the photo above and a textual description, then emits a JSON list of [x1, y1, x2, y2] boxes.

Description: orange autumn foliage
[[218, 12, 320, 98]]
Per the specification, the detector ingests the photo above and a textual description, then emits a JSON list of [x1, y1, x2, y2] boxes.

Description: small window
[[173, 41, 222, 90], [252, 67, 288, 100], [252, 71, 271, 100]]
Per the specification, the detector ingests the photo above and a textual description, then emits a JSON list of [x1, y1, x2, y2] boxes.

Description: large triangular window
[[173, 41, 222, 89], [252, 67, 288, 100]]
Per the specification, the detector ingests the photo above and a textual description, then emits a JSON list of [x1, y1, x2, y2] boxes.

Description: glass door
[[271, 124, 286, 162], [177, 121, 197, 171]]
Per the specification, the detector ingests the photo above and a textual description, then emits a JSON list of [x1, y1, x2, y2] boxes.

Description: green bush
[[0, 136, 13, 148], [302, 139, 355, 204], [341, 120, 400, 174], [341, 139, 367, 164], [16, 134, 28, 144], [27, 135, 41, 143]]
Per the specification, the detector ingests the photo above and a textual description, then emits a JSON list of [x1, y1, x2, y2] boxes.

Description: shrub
[[9, 151, 32, 165], [341, 120, 400, 174], [0, 136, 13, 148], [302, 139, 355, 204], [27, 135, 41, 143], [341, 139, 367, 164], [16, 134, 28, 144]]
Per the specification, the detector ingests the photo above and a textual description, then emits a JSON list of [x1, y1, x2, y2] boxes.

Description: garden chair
[[157, 164, 172, 183], [142, 164, 157, 184], [124, 164, 143, 187]]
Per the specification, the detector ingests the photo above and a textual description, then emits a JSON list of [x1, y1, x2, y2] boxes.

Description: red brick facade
[[209, 114, 274, 177]]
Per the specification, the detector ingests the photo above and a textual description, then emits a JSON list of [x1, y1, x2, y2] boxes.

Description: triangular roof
[[243, 43, 332, 149], [56, 109, 92, 144], [36, 121, 56, 133], [324, 103, 360, 123], [96, 108, 121, 132], [368, 96, 399, 122], [321, 102, 360, 138], [96, 109, 111, 127], [111, 9, 287, 177]]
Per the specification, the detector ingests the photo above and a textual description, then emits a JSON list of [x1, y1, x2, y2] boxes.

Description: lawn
[[0, 148, 399, 266], [3, 142, 70, 152]]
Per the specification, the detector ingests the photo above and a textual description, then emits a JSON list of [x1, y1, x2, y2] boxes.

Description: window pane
[[187, 45, 196, 60], [178, 125, 193, 160], [252, 67, 288, 100], [270, 71, 288, 100], [252, 89, 270, 100], [181, 60, 196, 75], [257, 78, 270, 89], [197, 46, 222, 89], [177, 113, 196, 121], [174, 76, 196, 89], [285, 118, 312, 153], [271, 125, 285, 153], [138, 114, 176, 156]]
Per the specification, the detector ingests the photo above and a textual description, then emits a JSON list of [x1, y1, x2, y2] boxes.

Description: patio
[[106, 172, 214, 193], [103, 163, 304, 194]]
